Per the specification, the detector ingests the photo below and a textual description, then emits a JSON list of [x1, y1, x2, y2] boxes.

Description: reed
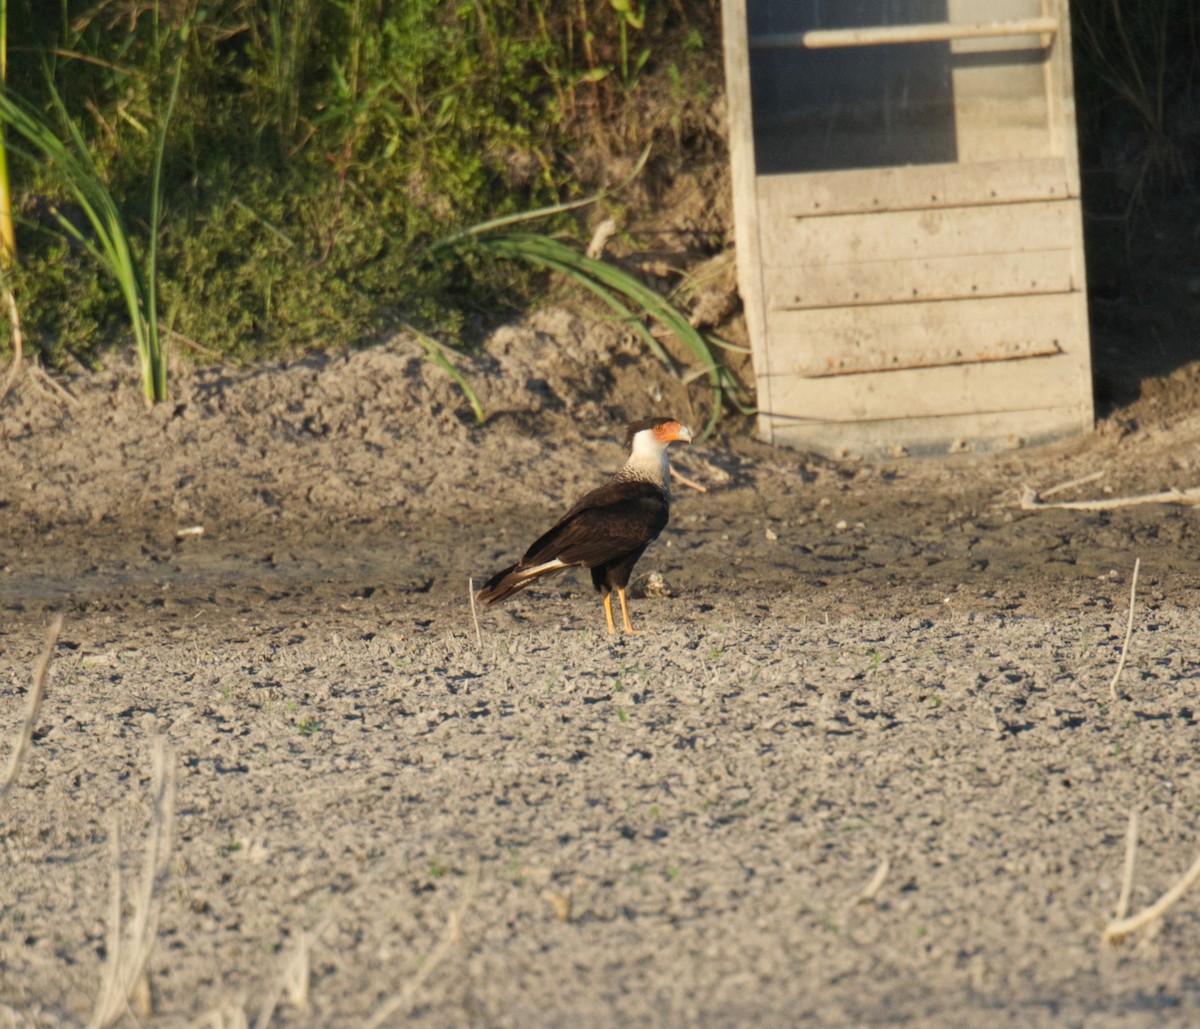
[[0, 39, 183, 402]]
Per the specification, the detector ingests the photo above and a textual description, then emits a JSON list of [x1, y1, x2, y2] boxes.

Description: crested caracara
[[476, 417, 692, 633]]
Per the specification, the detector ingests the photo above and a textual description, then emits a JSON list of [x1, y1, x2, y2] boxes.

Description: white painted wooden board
[[767, 406, 1090, 458], [763, 249, 1077, 311], [763, 349, 1089, 422], [759, 200, 1076, 268], [755, 158, 1075, 217], [769, 292, 1082, 377], [722, 0, 1093, 456]]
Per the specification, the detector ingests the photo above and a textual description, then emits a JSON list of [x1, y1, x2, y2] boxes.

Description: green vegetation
[[0, 1, 724, 399], [0, 1, 1188, 412], [0, 42, 181, 401]]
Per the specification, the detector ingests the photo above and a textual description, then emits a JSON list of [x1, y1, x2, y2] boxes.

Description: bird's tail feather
[[475, 559, 567, 605]]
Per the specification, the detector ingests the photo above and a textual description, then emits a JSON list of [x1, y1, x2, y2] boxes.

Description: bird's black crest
[[624, 416, 677, 446]]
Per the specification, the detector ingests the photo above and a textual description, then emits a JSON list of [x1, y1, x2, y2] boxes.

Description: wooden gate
[[722, 0, 1094, 457]]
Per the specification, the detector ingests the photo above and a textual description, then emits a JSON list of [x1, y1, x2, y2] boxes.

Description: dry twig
[[1108, 557, 1140, 702], [855, 857, 890, 904], [1036, 470, 1106, 499], [469, 576, 483, 647], [670, 465, 708, 493], [1104, 843, 1200, 945], [1020, 483, 1200, 511], [363, 864, 478, 1029], [0, 614, 62, 799], [27, 362, 76, 406], [1115, 809, 1139, 922], [89, 739, 177, 1029]]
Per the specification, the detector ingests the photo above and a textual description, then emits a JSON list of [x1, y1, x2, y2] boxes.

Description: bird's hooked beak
[[655, 421, 692, 445]]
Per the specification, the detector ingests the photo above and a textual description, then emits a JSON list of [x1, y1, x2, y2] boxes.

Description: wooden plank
[[764, 249, 1077, 310], [720, 0, 777, 441], [763, 292, 1084, 377], [756, 159, 1074, 216], [760, 199, 1073, 267], [758, 346, 1090, 423], [1045, 0, 1082, 192], [764, 405, 1091, 459], [750, 17, 1057, 50]]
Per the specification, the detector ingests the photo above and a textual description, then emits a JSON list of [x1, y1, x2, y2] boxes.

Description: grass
[[1073, 0, 1199, 214], [429, 148, 750, 435], [0, 3, 724, 380], [0, 43, 182, 401], [434, 212, 744, 440], [410, 324, 485, 426]]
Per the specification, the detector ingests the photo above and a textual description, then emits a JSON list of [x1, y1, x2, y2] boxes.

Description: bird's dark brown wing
[[521, 480, 668, 569]]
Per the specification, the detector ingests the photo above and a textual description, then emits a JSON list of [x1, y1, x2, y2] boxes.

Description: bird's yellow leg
[[603, 592, 617, 634], [617, 586, 639, 634]]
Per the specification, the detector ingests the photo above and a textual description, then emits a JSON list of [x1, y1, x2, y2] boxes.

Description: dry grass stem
[[363, 866, 478, 1029], [169, 326, 221, 358], [253, 934, 316, 1025], [189, 1003, 250, 1029], [1020, 484, 1200, 511], [856, 858, 891, 904], [469, 577, 483, 647], [0, 614, 62, 800], [1104, 844, 1200, 945], [0, 287, 22, 402], [28, 361, 76, 405], [1115, 809, 1139, 921], [254, 852, 404, 1027], [88, 739, 177, 1029], [272, 933, 312, 1014], [1108, 557, 1140, 702], [669, 465, 708, 493], [1035, 470, 1106, 499]]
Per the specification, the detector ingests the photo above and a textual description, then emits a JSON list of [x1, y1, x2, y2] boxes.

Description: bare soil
[[3, 309, 1200, 1026]]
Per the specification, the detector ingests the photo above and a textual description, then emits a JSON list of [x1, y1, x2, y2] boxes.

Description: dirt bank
[[2, 324, 1200, 1025]]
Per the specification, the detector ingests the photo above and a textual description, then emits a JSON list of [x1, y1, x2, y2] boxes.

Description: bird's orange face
[[652, 420, 693, 444]]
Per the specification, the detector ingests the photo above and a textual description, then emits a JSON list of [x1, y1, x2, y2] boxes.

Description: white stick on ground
[[363, 865, 478, 1029], [856, 858, 890, 904], [1115, 809, 1139, 922], [88, 739, 177, 1029], [1036, 470, 1106, 499], [0, 614, 63, 799], [1104, 845, 1200, 945], [1108, 558, 1140, 702], [669, 465, 708, 493], [1020, 484, 1200, 511], [469, 577, 483, 646]]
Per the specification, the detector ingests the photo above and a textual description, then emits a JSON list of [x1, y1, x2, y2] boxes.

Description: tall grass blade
[[0, 47, 183, 403], [146, 48, 185, 403], [0, 0, 14, 272], [446, 229, 739, 439], [431, 145, 751, 440], [408, 324, 486, 426], [433, 145, 651, 249], [0, 0, 20, 390]]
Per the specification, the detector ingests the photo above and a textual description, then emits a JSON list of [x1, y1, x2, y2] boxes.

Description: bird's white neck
[[618, 429, 672, 492]]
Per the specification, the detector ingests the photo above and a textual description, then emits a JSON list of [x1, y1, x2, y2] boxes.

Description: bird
[[475, 416, 693, 634]]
